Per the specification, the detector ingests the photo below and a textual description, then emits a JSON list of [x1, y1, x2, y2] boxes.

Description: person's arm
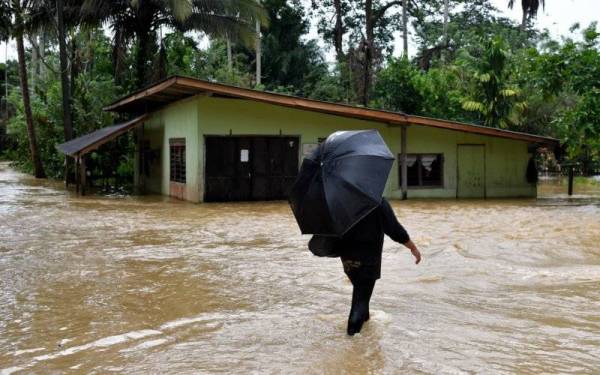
[[380, 199, 422, 264]]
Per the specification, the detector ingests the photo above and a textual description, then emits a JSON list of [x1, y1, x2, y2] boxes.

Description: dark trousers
[[342, 259, 377, 334]]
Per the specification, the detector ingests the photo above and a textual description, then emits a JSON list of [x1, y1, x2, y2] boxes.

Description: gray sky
[[492, 0, 599, 37], [2, 0, 599, 64], [378, 0, 600, 59]]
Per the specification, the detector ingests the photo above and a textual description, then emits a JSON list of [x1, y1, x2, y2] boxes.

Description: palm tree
[[441, 0, 449, 62], [80, 0, 267, 88], [0, 3, 10, 40], [402, 0, 408, 57], [25, 0, 83, 181], [4, 0, 46, 178], [361, 0, 415, 105], [56, 0, 73, 142], [508, 0, 545, 31], [462, 36, 526, 129]]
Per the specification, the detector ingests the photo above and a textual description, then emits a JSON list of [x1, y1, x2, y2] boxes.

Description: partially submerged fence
[[550, 162, 600, 196]]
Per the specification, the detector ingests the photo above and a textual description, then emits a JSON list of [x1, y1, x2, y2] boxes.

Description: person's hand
[[404, 240, 421, 265], [410, 247, 421, 264]]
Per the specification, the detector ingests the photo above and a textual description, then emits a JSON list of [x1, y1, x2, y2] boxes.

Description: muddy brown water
[[1, 162, 600, 374]]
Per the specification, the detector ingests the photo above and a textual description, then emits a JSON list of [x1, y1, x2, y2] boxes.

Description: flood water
[[1, 162, 600, 374]]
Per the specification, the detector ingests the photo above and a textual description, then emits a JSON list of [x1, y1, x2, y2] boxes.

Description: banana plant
[[461, 36, 526, 129]]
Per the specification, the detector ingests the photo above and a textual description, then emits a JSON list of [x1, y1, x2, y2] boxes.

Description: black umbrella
[[289, 130, 395, 237]]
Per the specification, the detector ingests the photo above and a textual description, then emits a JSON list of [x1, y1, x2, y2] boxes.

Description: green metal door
[[457, 145, 485, 198]]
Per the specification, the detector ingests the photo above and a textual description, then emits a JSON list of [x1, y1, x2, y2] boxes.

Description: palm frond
[[499, 88, 518, 97], [80, 0, 120, 22], [513, 101, 528, 112], [478, 73, 491, 82], [462, 100, 485, 112], [193, 0, 269, 27], [177, 12, 256, 46]]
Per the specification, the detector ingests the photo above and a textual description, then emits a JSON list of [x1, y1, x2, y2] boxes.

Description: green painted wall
[[141, 95, 536, 202], [195, 96, 399, 201], [403, 125, 535, 198], [142, 96, 201, 201], [457, 145, 486, 198], [141, 114, 164, 194]]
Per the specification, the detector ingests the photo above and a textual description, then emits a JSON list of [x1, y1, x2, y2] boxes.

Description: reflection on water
[[1, 162, 600, 374]]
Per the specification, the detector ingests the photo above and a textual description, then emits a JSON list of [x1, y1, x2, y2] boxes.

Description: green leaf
[[499, 89, 517, 97], [478, 73, 491, 82], [462, 101, 484, 112]]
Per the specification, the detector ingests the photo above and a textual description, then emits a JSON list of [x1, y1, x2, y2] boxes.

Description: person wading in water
[[289, 130, 421, 335], [334, 198, 421, 335]]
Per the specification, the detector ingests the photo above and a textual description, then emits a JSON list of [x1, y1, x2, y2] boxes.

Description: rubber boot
[[347, 280, 375, 336]]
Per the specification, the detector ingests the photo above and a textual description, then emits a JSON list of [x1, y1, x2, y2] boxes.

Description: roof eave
[[103, 76, 179, 112], [103, 75, 559, 147], [404, 115, 560, 147]]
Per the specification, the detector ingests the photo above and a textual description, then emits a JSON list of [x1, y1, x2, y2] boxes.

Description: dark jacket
[[307, 198, 410, 280], [335, 198, 410, 265]]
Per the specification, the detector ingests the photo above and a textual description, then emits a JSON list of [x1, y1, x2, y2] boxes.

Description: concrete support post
[[134, 124, 145, 195], [64, 156, 69, 188], [75, 156, 80, 194], [401, 125, 408, 200], [80, 154, 86, 196], [568, 166, 574, 196]]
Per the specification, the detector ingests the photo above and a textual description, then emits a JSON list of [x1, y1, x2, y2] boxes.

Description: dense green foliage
[[460, 36, 526, 129], [4, 31, 123, 178], [1, 0, 599, 181]]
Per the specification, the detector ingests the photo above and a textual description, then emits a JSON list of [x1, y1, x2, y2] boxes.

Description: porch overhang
[[56, 114, 148, 157]]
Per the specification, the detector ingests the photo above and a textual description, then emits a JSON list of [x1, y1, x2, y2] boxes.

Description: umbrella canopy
[[289, 130, 395, 237]]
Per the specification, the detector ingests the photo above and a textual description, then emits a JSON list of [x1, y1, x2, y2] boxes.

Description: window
[[399, 154, 443, 187], [170, 138, 186, 183]]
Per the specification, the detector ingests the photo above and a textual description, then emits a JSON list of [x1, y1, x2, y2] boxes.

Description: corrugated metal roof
[[56, 115, 148, 156], [103, 76, 559, 147]]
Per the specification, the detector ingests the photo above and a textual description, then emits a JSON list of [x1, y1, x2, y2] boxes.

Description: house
[[58, 75, 559, 202]]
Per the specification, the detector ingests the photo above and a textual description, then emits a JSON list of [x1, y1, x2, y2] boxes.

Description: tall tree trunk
[[112, 28, 126, 86], [402, 0, 408, 57], [39, 31, 46, 79], [443, 0, 449, 41], [70, 36, 79, 97], [29, 34, 38, 92], [16, 30, 45, 178], [226, 34, 233, 72], [255, 20, 261, 86], [520, 9, 527, 32], [156, 42, 167, 81], [57, 0, 73, 142], [1, 43, 6, 149], [155, 26, 166, 81], [135, 29, 151, 87], [362, 0, 373, 106], [333, 0, 344, 63], [442, 0, 449, 63], [86, 31, 94, 74], [3, 42, 7, 118]]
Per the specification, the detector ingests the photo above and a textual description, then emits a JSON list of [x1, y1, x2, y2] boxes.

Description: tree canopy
[[1, 0, 599, 180]]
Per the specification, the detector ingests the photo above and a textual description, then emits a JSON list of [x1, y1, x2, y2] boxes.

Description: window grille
[[169, 138, 186, 183]]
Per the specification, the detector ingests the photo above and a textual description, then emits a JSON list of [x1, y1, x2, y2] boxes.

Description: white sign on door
[[240, 149, 249, 162]]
